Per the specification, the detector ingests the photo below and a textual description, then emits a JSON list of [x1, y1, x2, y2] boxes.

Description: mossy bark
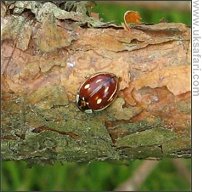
[[1, 1, 191, 164]]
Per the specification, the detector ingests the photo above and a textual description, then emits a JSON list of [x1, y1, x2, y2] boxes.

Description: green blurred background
[[2, 1, 191, 191]]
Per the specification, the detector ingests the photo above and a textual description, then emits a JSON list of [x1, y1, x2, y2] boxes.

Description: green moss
[[2, 15, 26, 40], [2, 101, 120, 163], [118, 145, 163, 160], [27, 85, 69, 109], [116, 127, 177, 147], [2, 95, 190, 162], [162, 136, 191, 157], [177, 101, 191, 114]]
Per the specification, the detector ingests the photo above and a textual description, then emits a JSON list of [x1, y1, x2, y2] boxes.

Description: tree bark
[[1, 2, 191, 164]]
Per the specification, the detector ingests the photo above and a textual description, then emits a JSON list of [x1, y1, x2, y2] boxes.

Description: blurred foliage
[[2, 1, 191, 191], [141, 160, 191, 191], [92, 2, 191, 26], [2, 159, 191, 191]]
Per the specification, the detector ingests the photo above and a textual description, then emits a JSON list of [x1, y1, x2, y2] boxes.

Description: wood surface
[[1, 1, 191, 163]]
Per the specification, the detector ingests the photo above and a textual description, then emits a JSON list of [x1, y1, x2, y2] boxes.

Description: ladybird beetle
[[76, 72, 119, 113]]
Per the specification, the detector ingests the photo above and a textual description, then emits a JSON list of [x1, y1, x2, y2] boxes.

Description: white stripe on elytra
[[89, 76, 118, 105], [96, 79, 102, 83], [107, 80, 117, 101], [104, 87, 109, 93]]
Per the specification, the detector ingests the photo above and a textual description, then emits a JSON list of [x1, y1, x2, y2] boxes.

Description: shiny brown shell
[[76, 72, 119, 113]]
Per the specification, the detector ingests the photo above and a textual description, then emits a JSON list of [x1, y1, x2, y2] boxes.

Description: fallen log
[[1, 1, 191, 164]]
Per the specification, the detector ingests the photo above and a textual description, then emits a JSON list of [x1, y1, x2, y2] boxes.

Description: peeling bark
[[1, 2, 191, 164]]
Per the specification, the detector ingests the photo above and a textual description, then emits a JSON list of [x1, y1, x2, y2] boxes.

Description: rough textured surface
[[1, 1, 191, 164]]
